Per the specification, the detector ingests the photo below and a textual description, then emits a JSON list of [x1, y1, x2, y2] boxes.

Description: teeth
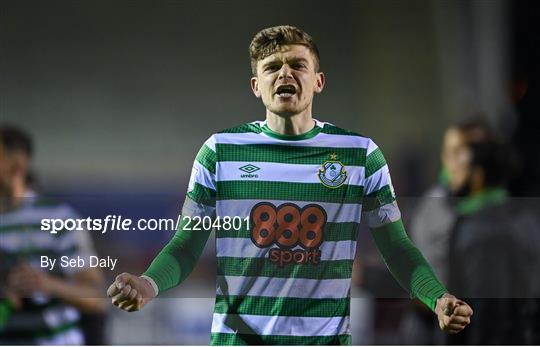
[[278, 93, 293, 97], [277, 86, 296, 94]]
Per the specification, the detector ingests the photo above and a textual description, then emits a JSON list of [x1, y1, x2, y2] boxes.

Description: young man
[[108, 25, 473, 345], [0, 126, 105, 344]]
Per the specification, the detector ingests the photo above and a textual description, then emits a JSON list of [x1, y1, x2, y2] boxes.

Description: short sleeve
[[183, 135, 217, 218], [361, 139, 401, 228]]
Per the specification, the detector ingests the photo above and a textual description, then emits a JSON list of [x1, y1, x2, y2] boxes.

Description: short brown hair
[[0, 125, 33, 158], [249, 25, 320, 76]]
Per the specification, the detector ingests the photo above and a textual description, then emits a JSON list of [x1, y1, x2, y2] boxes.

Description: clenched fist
[[107, 273, 156, 312], [435, 293, 473, 334]]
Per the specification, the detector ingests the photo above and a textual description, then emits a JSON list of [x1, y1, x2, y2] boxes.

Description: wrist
[[435, 293, 456, 315], [140, 275, 158, 297]]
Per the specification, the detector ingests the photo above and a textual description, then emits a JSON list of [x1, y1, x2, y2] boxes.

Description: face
[[251, 44, 325, 117], [0, 144, 29, 195], [441, 128, 472, 193]]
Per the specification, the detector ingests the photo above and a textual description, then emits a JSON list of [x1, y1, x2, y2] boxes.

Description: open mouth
[[275, 85, 297, 97]]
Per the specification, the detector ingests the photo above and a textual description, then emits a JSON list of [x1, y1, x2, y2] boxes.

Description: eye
[[292, 63, 306, 69], [265, 65, 280, 72]]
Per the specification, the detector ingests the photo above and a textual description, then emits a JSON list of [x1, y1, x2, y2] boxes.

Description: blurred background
[[1, 0, 539, 344]]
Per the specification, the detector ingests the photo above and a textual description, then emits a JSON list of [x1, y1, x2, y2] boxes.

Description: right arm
[[107, 137, 217, 311]]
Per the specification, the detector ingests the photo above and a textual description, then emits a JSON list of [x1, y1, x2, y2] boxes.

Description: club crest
[[318, 158, 347, 188]]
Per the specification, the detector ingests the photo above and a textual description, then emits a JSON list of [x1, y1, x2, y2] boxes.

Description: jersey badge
[[318, 154, 347, 188]]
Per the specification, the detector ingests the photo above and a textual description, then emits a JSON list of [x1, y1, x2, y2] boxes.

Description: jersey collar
[[260, 118, 323, 141]]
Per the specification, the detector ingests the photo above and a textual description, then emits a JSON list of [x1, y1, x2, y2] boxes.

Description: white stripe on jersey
[[1, 231, 77, 252], [1, 204, 77, 226], [36, 328, 84, 345], [204, 135, 217, 152], [364, 164, 392, 195], [214, 132, 371, 149], [366, 139, 379, 156], [217, 161, 365, 186], [192, 160, 216, 190], [216, 276, 351, 299], [211, 313, 350, 336]]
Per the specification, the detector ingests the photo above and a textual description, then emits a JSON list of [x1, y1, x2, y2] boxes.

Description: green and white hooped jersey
[[183, 119, 401, 345], [0, 195, 94, 345]]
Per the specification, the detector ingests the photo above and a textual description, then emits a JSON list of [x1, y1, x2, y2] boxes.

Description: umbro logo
[[239, 164, 260, 173], [239, 164, 260, 178]]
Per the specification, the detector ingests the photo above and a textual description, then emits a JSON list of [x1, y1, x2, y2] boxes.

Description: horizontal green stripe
[[217, 257, 352, 279], [320, 124, 364, 137], [323, 222, 360, 241], [219, 123, 263, 134], [0, 223, 43, 233], [216, 143, 366, 166], [214, 295, 349, 317], [211, 332, 351, 345], [217, 181, 363, 204], [216, 222, 360, 242], [195, 144, 217, 174], [187, 182, 216, 207], [365, 147, 387, 177], [363, 185, 395, 211]]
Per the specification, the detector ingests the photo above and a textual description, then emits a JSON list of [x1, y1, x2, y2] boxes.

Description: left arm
[[370, 219, 446, 311], [370, 219, 472, 333]]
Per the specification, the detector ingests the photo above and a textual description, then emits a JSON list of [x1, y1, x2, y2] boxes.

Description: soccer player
[[108, 25, 473, 345], [0, 126, 105, 344]]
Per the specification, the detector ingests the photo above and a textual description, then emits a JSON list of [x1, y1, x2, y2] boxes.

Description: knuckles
[[108, 273, 149, 312]]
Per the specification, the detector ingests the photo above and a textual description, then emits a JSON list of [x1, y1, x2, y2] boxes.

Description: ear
[[314, 72, 325, 94], [250, 77, 261, 98]]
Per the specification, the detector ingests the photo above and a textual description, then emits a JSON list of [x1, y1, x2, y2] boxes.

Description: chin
[[270, 104, 307, 117], [272, 109, 298, 118], [266, 105, 292, 116]]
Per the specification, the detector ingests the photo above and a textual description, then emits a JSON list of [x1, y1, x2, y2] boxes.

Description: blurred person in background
[[399, 118, 495, 344], [445, 125, 540, 344], [0, 125, 106, 345], [107, 25, 473, 345]]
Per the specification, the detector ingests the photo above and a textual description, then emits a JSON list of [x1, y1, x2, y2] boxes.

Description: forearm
[[142, 216, 211, 293], [371, 219, 447, 311]]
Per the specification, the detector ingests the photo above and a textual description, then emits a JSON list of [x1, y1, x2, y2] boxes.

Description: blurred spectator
[[446, 127, 540, 344], [399, 118, 494, 344], [0, 126, 106, 344]]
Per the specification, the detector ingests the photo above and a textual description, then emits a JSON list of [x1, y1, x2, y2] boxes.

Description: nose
[[278, 64, 293, 80]]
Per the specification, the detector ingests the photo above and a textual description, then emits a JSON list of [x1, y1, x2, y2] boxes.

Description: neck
[[265, 108, 315, 136]]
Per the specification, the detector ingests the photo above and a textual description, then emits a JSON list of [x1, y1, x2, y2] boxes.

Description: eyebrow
[[262, 57, 309, 69]]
